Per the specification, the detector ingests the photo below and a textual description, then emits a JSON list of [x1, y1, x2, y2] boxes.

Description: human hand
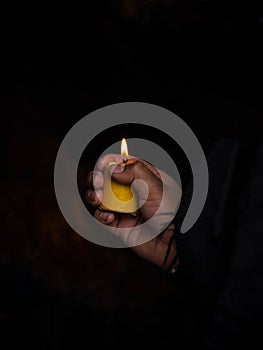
[[86, 154, 181, 271]]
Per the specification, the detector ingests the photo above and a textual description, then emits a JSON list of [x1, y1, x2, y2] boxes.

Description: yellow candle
[[99, 139, 138, 214]]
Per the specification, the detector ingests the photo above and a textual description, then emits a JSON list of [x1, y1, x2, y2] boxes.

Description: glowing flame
[[121, 138, 129, 157]]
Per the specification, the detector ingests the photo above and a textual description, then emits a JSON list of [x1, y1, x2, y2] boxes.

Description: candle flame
[[121, 138, 129, 157]]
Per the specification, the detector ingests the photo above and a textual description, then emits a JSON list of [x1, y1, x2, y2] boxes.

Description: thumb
[[110, 159, 162, 187]]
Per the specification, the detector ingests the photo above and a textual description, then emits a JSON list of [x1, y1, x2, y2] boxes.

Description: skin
[[86, 154, 181, 272]]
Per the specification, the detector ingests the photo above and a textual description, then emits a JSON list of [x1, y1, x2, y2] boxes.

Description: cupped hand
[[86, 154, 181, 271]]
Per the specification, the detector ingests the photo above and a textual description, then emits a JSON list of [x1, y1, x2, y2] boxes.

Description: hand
[[86, 154, 181, 271]]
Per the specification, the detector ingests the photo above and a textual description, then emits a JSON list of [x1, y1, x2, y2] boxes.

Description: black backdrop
[[3, 1, 263, 349]]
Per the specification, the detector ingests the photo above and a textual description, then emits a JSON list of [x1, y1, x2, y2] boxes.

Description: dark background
[[3, 1, 263, 349]]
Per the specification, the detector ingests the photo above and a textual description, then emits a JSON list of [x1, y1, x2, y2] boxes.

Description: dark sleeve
[[175, 137, 241, 302], [171, 137, 263, 348], [203, 142, 263, 349]]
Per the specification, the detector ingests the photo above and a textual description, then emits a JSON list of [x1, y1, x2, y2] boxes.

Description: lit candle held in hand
[[99, 138, 138, 214]]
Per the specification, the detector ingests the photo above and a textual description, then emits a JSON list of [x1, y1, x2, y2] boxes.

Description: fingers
[[86, 170, 104, 207], [94, 209, 142, 228], [85, 188, 103, 206], [111, 159, 163, 198], [87, 171, 104, 190], [111, 159, 159, 184], [93, 209, 146, 246], [96, 154, 162, 182], [94, 209, 115, 225], [110, 160, 164, 221], [96, 154, 127, 172], [87, 154, 180, 225]]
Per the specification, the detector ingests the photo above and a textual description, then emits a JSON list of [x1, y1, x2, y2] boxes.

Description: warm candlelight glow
[[99, 137, 138, 214], [121, 138, 129, 157]]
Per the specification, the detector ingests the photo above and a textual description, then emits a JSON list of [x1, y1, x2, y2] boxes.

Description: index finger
[[96, 154, 138, 172], [96, 154, 165, 182]]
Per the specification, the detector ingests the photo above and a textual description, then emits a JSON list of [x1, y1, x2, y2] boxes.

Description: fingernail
[[109, 164, 125, 174], [100, 212, 110, 221]]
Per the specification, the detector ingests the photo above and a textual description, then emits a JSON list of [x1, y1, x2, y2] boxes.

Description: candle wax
[[99, 162, 138, 214]]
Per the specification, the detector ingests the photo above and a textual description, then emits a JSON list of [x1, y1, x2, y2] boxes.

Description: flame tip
[[121, 138, 129, 157]]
